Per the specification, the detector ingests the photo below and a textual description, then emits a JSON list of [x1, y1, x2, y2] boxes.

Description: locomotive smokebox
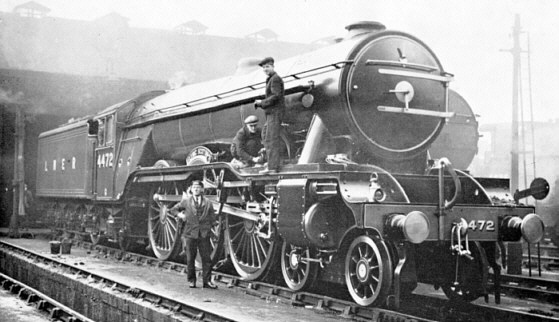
[[333, 26, 452, 168]]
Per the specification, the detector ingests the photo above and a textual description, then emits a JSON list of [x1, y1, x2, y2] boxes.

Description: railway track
[[0, 240, 238, 322], [527, 240, 559, 257], [5, 236, 557, 322], [524, 242, 559, 270], [0, 272, 94, 322], [523, 254, 559, 270], [493, 274, 559, 305]]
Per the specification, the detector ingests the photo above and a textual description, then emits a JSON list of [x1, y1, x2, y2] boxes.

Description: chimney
[[345, 21, 386, 38]]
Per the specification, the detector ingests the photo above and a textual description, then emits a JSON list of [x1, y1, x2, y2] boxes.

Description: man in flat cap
[[231, 115, 264, 168], [254, 56, 285, 174], [170, 180, 218, 289]]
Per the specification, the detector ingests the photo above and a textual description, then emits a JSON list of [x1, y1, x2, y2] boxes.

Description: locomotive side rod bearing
[[153, 192, 261, 222], [206, 197, 260, 222]]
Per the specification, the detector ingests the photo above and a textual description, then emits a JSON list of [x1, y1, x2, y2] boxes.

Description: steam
[[0, 88, 24, 104], [167, 70, 195, 90]]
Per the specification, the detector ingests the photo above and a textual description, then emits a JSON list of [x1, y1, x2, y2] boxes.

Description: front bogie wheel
[[281, 241, 318, 291], [345, 235, 393, 306]]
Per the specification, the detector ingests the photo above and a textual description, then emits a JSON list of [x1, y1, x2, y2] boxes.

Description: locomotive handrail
[[377, 106, 455, 118], [167, 60, 353, 108], [366, 59, 439, 72], [128, 60, 354, 125], [438, 158, 462, 211], [435, 157, 461, 241], [378, 68, 453, 83]]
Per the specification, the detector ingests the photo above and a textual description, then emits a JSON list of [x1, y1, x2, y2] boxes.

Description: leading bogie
[[280, 241, 318, 291], [344, 234, 393, 306]]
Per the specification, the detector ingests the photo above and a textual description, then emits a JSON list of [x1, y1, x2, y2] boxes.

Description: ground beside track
[[0, 290, 52, 322], [0, 234, 345, 322], [2, 229, 559, 321]]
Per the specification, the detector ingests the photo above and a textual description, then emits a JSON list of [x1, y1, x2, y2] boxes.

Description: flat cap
[[258, 56, 274, 67], [244, 115, 259, 124], [191, 180, 204, 187]]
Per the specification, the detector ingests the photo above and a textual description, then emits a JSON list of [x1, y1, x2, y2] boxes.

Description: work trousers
[[183, 235, 212, 284], [264, 111, 281, 170]]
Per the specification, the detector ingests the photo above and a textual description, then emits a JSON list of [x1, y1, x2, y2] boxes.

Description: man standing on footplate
[[254, 56, 285, 174]]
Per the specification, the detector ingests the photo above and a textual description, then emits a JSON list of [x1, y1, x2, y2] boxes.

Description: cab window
[[96, 114, 115, 147], [98, 119, 105, 146], [106, 115, 114, 145]]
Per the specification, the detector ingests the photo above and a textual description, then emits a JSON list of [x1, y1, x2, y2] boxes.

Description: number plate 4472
[[468, 220, 495, 231]]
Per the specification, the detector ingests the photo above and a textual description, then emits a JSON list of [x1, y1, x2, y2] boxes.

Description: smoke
[[0, 88, 24, 104], [167, 70, 195, 90]]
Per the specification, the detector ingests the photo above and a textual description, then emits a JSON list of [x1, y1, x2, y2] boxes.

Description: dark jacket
[[170, 195, 216, 239], [232, 126, 263, 162], [260, 72, 285, 115]]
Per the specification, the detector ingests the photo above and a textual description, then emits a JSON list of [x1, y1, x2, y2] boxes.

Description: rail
[[492, 273, 559, 305], [0, 272, 94, 322], [9, 237, 557, 322], [0, 241, 236, 322]]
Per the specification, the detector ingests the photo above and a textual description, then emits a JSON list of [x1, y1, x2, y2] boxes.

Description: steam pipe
[[298, 114, 327, 164]]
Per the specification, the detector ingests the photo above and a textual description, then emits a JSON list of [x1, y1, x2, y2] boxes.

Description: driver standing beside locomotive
[[254, 56, 285, 174], [170, 180, 218, 289]]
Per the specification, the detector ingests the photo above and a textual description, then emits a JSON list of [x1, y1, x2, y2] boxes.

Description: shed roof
[[13, 1, 51, 13]]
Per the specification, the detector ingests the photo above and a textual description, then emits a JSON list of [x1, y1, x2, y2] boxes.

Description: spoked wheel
[[148, 181, 183, 260], [345, 235, 393, 306], [225, 198, 279, 280], [75, 205, 88, 238], [281, 241, 318, 291], [207, 217, 224, 265], [53, 204, 65, 230], [118, 233, 136, 252], [66, 205, 80, 231], [89, 206, 106, 246], [441, 241, 488, 302], [195, 170, 225, 267], [90, 231, 102, 245]]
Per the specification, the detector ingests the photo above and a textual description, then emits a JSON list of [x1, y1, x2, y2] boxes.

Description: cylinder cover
[[303, 198, 353, 249]]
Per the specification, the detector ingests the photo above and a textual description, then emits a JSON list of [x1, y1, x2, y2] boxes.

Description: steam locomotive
[[36, 21, 548, 307]]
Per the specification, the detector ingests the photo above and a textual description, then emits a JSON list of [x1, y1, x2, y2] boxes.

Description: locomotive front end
[[331, 23, 454, 172], [358, 159, 548, 304]]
